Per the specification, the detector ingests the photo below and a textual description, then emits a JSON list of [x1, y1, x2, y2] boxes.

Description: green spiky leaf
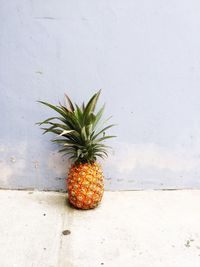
[[37, 90, 116, 163]]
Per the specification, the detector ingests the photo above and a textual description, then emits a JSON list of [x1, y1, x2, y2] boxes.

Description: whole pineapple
[[37, 90, 115, 209]]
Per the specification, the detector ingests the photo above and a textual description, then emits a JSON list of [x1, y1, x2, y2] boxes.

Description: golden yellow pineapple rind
[[67, 162, 104, 209]]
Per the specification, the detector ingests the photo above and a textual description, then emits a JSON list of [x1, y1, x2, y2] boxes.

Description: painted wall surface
[[1, 1, 200, 190]]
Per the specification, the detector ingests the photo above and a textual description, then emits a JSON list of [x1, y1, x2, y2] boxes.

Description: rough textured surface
[[68, 162, 104, 209], [1, 189, 200, 267], [1, 1, 200, 190]]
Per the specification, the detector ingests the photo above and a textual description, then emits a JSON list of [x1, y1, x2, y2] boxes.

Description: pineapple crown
[[37, 90, 116, 163]]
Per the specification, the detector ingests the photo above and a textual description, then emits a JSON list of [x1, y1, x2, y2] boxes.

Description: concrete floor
[[0, 190, 200, 267]]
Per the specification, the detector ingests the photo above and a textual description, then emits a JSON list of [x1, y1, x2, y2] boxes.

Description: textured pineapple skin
[[67, 162, 104, 209]]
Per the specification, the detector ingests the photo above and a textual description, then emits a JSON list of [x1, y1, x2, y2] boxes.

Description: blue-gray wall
[[1, 0, 200, 191]]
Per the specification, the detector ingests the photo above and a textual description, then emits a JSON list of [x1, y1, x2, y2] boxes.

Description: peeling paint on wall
[[47, 151, 70, 176], [0, 162, 12, 186], [0, 157, 26, 187], [106, 142, 200, 174]]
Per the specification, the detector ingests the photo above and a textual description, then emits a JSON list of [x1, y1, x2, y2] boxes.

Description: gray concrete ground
[[0, 190, 200, 267]]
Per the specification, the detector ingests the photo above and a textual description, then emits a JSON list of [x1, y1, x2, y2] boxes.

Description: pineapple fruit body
[[67, 162, 104, 209]]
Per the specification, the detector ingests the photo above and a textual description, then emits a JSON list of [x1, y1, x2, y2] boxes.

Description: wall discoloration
[[0, 158, 26, 187], [32, 160, 39, 169], [103, 141, 200, 190], [106, 142, 200, 173], [0, 162, 12, 186], [47, 151, 70, 177]]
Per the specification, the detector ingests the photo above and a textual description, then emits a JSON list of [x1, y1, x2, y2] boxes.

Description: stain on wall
[[1, 0, 200, 190]]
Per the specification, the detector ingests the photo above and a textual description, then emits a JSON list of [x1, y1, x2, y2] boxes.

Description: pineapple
[[37, 90, 115, 209]]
